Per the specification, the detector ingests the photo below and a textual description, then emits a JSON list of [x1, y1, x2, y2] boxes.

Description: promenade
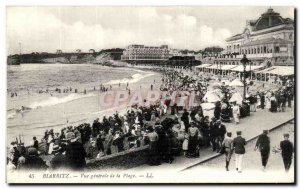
[[131, 102, 294, 172]]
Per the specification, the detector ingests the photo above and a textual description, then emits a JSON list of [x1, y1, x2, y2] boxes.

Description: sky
[[6, 6, 294, 55]]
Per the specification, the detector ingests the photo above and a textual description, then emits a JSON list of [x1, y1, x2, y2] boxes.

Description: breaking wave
[[106, 72, 154, 85], [29, 93, 95, 109]]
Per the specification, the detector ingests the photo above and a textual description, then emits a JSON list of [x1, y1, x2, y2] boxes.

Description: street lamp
[[240, 54, 249, 100]]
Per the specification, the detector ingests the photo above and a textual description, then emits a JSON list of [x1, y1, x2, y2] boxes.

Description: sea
[[7, 64, 160, 145]]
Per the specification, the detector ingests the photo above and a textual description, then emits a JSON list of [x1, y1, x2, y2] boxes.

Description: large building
[[121, 44, 169, 64], [214, 8, 294, 67]]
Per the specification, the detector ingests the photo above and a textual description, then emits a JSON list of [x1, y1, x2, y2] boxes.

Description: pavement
[[184, 121, 295, 183], [130, 102, 294, 173]]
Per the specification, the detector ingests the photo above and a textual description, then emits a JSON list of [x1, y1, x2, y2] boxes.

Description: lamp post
[[240, 54, 249, 100]]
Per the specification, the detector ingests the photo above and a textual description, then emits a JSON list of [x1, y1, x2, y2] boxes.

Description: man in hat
[[255, 130, 270, 171], [215, 120, 226, 152], [260, 92, 265, 110], [209, 117, 218, 151], [23, 147, 48, 170], [50, 145, 67, 170], [65, 132, 86, 170], [233, 131, 246, 173], [33, 136, 39, 150], [280, 133, 294, 172], [222, 132, 233, 171]]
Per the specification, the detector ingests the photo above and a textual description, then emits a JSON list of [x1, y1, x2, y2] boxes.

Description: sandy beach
[[7, 64, 162, 145]]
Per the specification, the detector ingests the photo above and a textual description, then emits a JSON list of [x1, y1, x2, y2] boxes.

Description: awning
[[220, 65, 238, 70], [207, 64, 219, 69], [254, 66, 294, 76], [195, 64, 212, 68], [230, 65, 264, 72]]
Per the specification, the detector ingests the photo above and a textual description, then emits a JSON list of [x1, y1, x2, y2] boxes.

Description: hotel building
[[121, 44, 169, 64]]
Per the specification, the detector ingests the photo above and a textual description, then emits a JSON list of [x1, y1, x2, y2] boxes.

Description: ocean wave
[[105, 72, 154, 85], [29, 93, 95, 109], [7, 112, 17, 119]]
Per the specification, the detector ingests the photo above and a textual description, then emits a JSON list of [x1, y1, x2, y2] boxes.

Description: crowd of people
[[7, 67, 294, 172]]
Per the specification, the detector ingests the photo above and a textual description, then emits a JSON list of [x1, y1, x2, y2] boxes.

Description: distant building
[[56, 49, 62, 54], [169, 49, 182, 57], [121, 44, 169, 64], [89, 49, 96, 53], [215, 8, 294, 66], [168, 56, 201, 67]]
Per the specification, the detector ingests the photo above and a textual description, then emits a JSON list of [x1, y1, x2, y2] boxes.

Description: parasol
[[229, 79, 244, 87]]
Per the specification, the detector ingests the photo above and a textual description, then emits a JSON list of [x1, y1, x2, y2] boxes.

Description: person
[[214, 102, 221, 120], [260, 92, 265, 109], [269, 93, 277, 112], [232, 101, 240, 124], [222, 132, 233, 171], [11, 142, 20, 167], [92, 118, 101, 136], [182, 133, 189, 156], [50, 145, 67, 170], [233, 131, 246, 173], [287, 90, 293, 108], [19, 143, 27, 157], [181, 109, 190, 132], [22, 147, 48, 170], [209, 117, 218, 151], [147, 126, 160, 165], [280, 133, 294, 172], [33, 136, 39, 150], [249, 94, 257, 112], [186, 122, 200, 158], [216, 120, 226, 142], [65, 132, 87, 170], [220, 103, 230, 122], [255, 130, 270, 171], [96, 132, 105, 154]]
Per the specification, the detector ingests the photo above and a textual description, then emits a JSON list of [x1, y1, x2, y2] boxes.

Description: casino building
[[212, 8, 294, 66], [197, 8, 294, 81]]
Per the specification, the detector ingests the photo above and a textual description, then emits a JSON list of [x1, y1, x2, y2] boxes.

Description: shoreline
[[7, 65, 163, 145]]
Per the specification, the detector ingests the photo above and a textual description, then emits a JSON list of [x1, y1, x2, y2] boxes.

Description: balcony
[[236, 52, 290, 59]]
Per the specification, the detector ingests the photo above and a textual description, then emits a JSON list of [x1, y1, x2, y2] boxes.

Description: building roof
[[230, 65, 264, 72], [226, 8, 294, 42], [195, 64, 212, 68], [253, 8, 292, 31], [241, 38, 291, 47], [220, 65, 239, 70]]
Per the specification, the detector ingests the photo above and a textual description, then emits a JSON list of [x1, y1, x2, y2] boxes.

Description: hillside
[[7, 48, 126, 66]]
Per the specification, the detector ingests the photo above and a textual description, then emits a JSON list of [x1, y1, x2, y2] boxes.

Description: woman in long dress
[[265, 91, 271, 109], [186, 122, 200, 158], [270, 94, 277, 112], [232, 101, 240, 124]]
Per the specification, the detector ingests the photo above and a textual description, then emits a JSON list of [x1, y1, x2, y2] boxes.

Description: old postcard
[[6, 6, 295, 184]]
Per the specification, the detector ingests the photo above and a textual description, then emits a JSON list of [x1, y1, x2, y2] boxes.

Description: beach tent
[[201, 103, 215, 110], [202, 91, 221, 103], [229, 92, 243, 105], [229, 79, 244, 87]]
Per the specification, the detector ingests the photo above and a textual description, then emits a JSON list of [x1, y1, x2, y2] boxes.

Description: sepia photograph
[[5, 5, 295, 184]]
